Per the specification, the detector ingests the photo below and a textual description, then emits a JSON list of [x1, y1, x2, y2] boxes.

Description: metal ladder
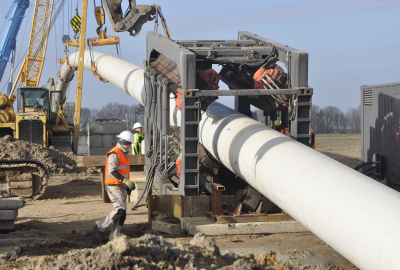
[[180, 92, 201, 196], [294, 93, 313, 146]]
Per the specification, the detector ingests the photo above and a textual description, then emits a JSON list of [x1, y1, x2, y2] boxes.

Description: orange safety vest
[[104, 147, 130, 185]]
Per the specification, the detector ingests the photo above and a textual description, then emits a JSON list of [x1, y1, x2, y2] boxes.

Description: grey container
[[361, 81, 400, 190]]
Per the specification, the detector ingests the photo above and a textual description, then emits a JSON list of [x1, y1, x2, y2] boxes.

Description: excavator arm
[[102, 0, 156, 36]]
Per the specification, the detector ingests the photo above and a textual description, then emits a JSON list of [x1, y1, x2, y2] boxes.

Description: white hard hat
[[133, 122, 143, 129], [117, 131, 134, 144]]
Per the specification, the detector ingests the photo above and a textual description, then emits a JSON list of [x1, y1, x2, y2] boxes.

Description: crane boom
[[9, 0, 54, 99], [0, 0, 30, 93]]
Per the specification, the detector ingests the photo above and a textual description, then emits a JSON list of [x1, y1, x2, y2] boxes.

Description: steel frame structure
[[145, 31, 312, 196]]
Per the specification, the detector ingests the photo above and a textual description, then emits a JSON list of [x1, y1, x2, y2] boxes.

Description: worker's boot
[[93, 225, 107, 243], [109, 224, 122, 241]]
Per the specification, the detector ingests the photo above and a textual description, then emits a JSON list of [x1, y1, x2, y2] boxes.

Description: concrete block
[[88, 121, 127, 135], [152, 221, 181, 234], [78, 145, 88, 155], [0, 220, 15, 230], [77, 145, 88, 156], [78, 135, 87, 146], [102, 135, 116, 148], [89, 135, 103, 148], [89, 148, 110, 156], [0, 197, 25, 210], [0, 210, 18, 220], [130, 182, 146, 205], [181, 217, 309, 236]]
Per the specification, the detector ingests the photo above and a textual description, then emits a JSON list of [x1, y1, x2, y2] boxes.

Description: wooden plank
[[76, 154, 145, 167], [10, 188, 33, 197], [9, 181, 33, 189], [7, 173, 32, 181], [209, 213, 294, 224], [0, 183, 8, 192]]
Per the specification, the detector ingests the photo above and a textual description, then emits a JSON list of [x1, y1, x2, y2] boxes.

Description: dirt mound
[[0, 135, 95, 174], [26, 234, 284, 270]]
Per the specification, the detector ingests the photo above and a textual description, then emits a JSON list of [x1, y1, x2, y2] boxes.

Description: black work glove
[[123, 179, 135, 191], [126, 185, 132, 195]]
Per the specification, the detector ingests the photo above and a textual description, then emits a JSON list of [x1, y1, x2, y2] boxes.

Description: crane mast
[[9, 0, 54, 98], [0, 0, 30, 94]]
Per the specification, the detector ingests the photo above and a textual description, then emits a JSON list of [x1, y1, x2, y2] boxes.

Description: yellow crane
[[11, 0, 54, 91]]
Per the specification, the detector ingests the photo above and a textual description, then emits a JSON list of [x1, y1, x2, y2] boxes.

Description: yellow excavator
[[0, 0, 72, 150], [0, 0, 61, 199]]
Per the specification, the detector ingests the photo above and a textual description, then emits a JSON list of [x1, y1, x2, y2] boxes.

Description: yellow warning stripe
[[70, 15, 81, 32]]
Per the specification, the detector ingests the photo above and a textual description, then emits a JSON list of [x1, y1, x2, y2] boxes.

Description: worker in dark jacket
[[93, 131, 136, 242], [132, 122, 144, 155]]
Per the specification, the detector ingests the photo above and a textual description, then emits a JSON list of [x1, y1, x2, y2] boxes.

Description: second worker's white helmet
[[117, 131, 134, 144], [133, 122, 143, 129]]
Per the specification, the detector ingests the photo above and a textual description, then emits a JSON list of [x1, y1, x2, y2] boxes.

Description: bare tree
[[62, 102, 145, 132], [346, 107, 361, 133], [94, 102, 145, 131], [311, 104, 320, 132], [338, 112, 349, 133], [80, 108, 95, 130]]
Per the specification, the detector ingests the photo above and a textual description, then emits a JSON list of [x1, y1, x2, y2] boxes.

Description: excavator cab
[[15, 87, 50, 147], [17, 88, 50, 112]]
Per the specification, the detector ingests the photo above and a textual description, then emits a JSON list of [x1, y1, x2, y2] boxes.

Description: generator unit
[[361, 82, 400, 189]]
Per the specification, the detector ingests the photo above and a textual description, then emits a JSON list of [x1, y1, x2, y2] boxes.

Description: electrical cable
[[131, 91, 162, 210]]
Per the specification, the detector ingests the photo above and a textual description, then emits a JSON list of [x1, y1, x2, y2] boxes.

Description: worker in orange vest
[[93, 131, 136, 242]]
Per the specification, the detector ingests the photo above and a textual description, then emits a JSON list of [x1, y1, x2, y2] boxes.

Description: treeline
[[311, 105, 361, 134], [65, 102, 145, 131], [66, 102, 361, 134], [253, 105, 361, 134]]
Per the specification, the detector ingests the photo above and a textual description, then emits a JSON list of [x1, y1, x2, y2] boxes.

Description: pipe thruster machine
[[142, 31, 313, 206]]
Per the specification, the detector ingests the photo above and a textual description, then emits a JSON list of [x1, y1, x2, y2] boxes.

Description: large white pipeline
[[58, 51, 400, 270]]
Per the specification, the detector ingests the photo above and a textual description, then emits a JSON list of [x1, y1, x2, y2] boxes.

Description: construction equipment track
[[0, 159, 49, 200]]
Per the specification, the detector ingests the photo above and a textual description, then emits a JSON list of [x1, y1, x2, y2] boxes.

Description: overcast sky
[[0, 0, 399, 112]]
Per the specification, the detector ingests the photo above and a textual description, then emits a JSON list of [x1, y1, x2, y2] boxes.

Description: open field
[[316, 134, 361, 169], [0, 134, 362, 269]]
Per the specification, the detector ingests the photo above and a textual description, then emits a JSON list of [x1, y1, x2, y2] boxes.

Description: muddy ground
[[0, 134, 361, 269]]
